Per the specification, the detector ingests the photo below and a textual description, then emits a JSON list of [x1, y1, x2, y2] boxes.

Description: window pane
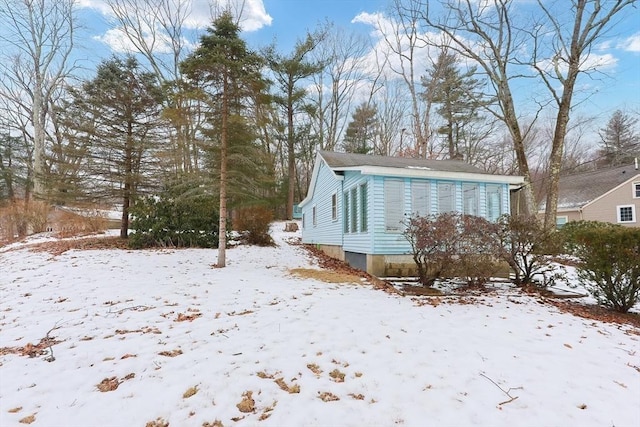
[[360, 183, 368, 232], [619, 206, 634, 222], [343, 192, 349, 233], [438, 182, 455, 213], [463, 183, 479, 216], [331, 193, 337, 220], [411, 181, 430, 216], [385, 179, 404, 231], [635, 183, 640, 198], [351, 187, 358, 232], [486, 185, 502, 221], [556, 216, 568, 228]]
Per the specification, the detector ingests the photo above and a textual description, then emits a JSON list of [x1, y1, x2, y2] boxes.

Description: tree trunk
[[217, 80, 229, 267], [32, 80, 46, 200], [286, 81, 295, 220], [121, 123, 134, 239]]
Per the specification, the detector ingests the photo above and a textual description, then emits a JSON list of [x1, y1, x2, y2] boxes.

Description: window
[[556, 216, 568, 228], [350, 187, 358, 232], [411, 181, 430, 216], [302, 213, 305, 229], [360, 183, 368, 232], [486, 185, 502, 221], [617, 205, 636, 223], [331, 193, 337, 220], [343, 192, 349, 233], [462, 183, 479, 216], [312, 205, 317, 226], [634, 182, 640, 198], [385, 179, 404, 232], [438, 182, 456, 213]]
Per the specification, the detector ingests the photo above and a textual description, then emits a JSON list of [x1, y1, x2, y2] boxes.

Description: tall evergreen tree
[[0, 133, 26, 202], [342, 103, 378, 154], [63, 55, 164, 238], [597, 110, 639, 167], [423, 50, 482, 160], [265, 32, 323, 219], [180, 11, 266, 267]]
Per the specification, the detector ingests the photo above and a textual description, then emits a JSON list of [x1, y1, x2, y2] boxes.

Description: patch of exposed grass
[[288, 268, 362, 284]]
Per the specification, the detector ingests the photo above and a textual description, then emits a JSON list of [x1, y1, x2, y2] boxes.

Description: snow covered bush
[[562, 221, 640, 313]]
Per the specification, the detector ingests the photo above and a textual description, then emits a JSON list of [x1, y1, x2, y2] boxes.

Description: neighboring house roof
[[541, 163, 640, 211], [300, 151, 525, 207]]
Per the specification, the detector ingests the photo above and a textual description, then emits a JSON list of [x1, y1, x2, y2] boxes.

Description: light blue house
[[299, 151, 525, 276]]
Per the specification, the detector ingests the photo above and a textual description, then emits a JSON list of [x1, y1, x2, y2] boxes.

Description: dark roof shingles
[[319, 151, 489, 175], [556, 164, 640, 209]]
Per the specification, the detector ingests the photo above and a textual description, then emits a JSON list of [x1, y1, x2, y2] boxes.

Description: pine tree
[[597, 110, 639, 167], [62, 55, 165, 238], [342, 103, 378, 154], [423, 50, 482, 160], [180, 11, 266, 267], [266, 32, 323, 219]]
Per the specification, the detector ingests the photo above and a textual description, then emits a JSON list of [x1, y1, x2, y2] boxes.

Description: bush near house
[[403, 213, 461, 287], [495, 214, 558, 287], [561, 221, 640, 313], [404, 213, 560, 289], [129, 191, 219, 249], [232, 205, 274, 246], [403, 213, 505, 287]]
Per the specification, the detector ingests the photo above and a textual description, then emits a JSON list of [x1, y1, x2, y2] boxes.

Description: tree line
[[0, 0, 638, 253]]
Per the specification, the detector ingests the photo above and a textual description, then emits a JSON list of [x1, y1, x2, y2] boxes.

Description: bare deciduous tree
[[531, 0, 635, 230], [309, 23, 370, 151], [0, 0, 77, 200]]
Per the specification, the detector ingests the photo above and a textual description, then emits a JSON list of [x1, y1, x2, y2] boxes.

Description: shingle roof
[[319, 151, 490, 175], [554, 164, 640, 209]]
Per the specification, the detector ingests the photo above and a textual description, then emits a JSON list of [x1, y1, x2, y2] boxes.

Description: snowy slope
[[0, 224, 638, 427]]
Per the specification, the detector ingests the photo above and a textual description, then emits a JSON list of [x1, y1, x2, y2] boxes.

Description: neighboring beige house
[[539, 162, 640, 227]]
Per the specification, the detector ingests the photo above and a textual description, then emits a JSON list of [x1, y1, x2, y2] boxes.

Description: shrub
[[563, 222, 640, 313], [495, 214, 557, 287], [403, 213, 461, 286], [456, 215, 503, 287], [233, 205, 274, 246], [129, 190, 219, 249], [0, 199, 49, 241]]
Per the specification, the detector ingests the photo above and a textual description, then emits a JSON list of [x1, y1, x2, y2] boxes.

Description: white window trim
[[556, 215, 568, 228], [331, 193, 337, 221], [633, 182, 640, 199], [617, 204, 636, 223]]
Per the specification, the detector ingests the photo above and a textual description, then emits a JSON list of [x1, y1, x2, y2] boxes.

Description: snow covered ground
[[0, 223, 638, 427]]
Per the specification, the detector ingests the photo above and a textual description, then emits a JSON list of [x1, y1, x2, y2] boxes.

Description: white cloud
[[618, 32, 640, 53], [81, 0, 272, 53], [536, 52, 618, 75]]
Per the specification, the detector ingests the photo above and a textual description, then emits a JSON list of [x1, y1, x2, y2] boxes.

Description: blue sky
[[76, 0, 640, 138]]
